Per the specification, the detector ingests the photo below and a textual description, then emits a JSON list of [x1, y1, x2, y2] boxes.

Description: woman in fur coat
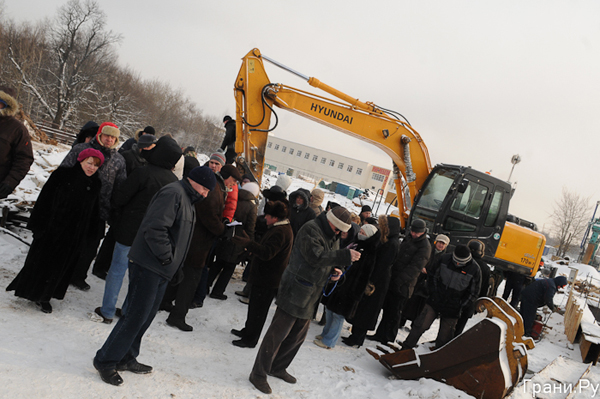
[[6, 149, 103, 314]]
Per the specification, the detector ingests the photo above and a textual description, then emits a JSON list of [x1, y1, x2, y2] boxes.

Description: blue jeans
[[321, 308, 345, 348], [94, 262, 168, 370], [101, 242, 130, 319]]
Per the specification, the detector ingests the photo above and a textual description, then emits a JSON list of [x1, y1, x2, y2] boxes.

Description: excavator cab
[[409, 164, 511, 259]]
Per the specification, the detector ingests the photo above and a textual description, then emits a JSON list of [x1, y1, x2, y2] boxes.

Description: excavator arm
[[234, 48, 431, 223]]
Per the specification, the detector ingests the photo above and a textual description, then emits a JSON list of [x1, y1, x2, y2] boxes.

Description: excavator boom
[[234, 48, 431, 222]]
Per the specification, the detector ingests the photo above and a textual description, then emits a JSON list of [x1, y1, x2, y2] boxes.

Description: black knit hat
[[361, 205, 372, 213], [188, 166, 216, 191], [223, 115, 232, 122], [142, 126, 155, 135], [453, 244, 473, 266], [411, 218, 427, 233]]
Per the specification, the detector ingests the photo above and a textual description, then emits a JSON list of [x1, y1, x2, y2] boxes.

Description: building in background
[[264, 136, 394, 194]]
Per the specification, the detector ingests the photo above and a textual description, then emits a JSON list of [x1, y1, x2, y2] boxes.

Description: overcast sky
[[6, 0, 600, 235]]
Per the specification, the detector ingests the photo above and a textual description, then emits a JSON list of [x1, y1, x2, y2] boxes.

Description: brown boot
[[249, 373, 272, 394]]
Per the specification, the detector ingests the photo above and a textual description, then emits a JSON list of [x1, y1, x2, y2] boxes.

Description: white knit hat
[[358, 224, 378, 241], [326, 207, 352, 233]]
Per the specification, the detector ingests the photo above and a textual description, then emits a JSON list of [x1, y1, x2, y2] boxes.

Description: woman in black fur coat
[[7, 149, 103, 313]]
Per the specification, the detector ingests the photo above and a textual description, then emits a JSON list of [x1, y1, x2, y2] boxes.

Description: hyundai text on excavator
[[233, 47, 543, 399]]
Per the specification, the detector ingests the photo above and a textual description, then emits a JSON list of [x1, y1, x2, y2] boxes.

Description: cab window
[[450, 181, 488, 218], [484, 189, 503, 226]]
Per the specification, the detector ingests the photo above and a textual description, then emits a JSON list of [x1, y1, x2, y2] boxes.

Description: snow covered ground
[[1, 145, 599, 398]]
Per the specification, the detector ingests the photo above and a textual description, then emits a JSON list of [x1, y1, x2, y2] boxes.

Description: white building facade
[[264, 136, 394, 192]]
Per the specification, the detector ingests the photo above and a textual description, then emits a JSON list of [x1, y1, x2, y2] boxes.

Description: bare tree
[[8, 0, 121, 128], [550, 187, 591, 257]]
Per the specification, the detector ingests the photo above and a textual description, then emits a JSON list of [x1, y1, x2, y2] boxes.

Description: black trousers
[[92, 227, 116, 278], [374, 291, 408, 343], [164, 264, 203, 322], [70, 220, 105, 283], [402, 304, 458, 349], [207, 259, 237, 296], [238, 286, 277, 346]]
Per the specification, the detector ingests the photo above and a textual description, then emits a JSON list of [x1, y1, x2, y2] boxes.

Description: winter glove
[[364, 282, 375, 296], [0, 183, 14, 199]]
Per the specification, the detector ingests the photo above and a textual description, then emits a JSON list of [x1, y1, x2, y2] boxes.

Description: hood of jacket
[[0, 89, 19, 118], [144, 136, 182, 170], [310, 188, 324, 207], [289, 189, 310, 212], [237, 187, 257, 204]]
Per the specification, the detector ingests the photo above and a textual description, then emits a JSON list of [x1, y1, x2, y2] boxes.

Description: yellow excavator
[[233, 47, 543, 398], [233, 48, 545, 280]]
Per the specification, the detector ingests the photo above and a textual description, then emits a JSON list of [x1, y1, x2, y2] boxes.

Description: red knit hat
[[77, 148, 105, 166]]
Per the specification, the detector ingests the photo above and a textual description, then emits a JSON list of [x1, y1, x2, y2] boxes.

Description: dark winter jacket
[[6, 163, 101, 301], [127, 179, 202, 281], [121, 144, 148, 175], [118, 137, 137, 153], [412, 245, 448, 299], [276, 211, 352, 319], [183, 155, 200, 178], [325, 231, 381, 319], [427, 253, 482, 318], [349, 217, 400, 330], [220, 119, 236, 164], [390, 233, 431, 298], [215, 188, 258, 263], [288, 189, 316, 237], [183, 175, 226, 269], [520, 277, 565, 311], [476, 259, 491, 298], [72, 121, 99, 147], [61, 137, 127, 221], [111, 137, 181, 246], [0, 90, 34, 191], [246, 219, 294, 289]]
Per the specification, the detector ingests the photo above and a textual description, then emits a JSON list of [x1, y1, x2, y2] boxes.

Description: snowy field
[[1, 144, 599, 398]]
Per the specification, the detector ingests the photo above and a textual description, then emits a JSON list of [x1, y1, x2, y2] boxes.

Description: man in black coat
[[94, 137, 182, 323], [230, 201, 294, 348], [120, 134, 157, 175], [92, 133, 158, 280], [396, 234, 450, 330], [371, 218, 431, 343], [454, 239, 491, 336], [93, 166, 216, 387], [402, 244, 482, 350], [520, 275, 567, 336], [220, 115, 237, 164]]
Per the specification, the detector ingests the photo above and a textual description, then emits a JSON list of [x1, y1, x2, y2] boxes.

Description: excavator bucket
[[366, 297, 534, 399]]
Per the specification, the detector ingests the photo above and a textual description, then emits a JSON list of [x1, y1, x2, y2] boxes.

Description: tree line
[[0, 0, 223, 151]]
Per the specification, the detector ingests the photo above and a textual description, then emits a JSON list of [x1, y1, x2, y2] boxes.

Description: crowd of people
[[1, 86, 567, 394]]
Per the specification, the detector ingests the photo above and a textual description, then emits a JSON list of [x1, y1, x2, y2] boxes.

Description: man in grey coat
[[248, 207, 361, 394], [93, 166, 216, 387]]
